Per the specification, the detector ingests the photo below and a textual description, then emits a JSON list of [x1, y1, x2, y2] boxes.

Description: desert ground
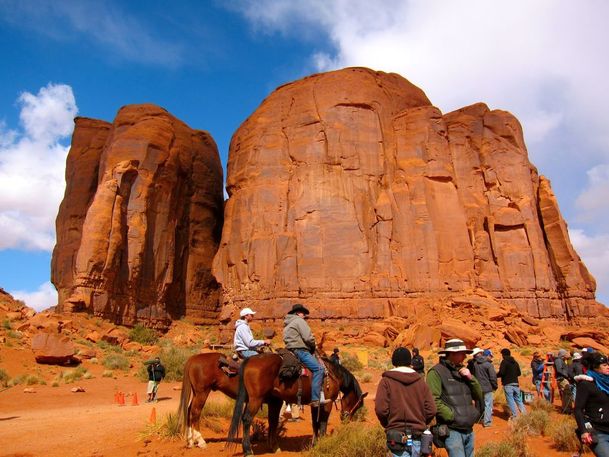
[[0, 342, 584, 457]]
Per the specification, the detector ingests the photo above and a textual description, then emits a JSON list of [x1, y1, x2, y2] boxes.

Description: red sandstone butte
[[213, 67, 599, 319], [52, 104, 224, 327]]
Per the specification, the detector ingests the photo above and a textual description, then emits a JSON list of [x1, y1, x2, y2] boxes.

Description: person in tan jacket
[[375, 347, 436, 456]]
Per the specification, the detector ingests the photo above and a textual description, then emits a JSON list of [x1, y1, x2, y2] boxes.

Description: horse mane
[[322, 357, 363, 399]]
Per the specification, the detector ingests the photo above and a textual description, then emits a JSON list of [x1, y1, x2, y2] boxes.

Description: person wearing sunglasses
[[575, 352, 609, 456]]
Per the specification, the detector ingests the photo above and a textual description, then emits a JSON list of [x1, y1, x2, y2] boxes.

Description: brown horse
[[227, 353, 367, 455], [177, 352, 241, 448]]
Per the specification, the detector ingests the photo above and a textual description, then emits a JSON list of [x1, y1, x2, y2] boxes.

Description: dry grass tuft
[[304, 422, 385, 457]]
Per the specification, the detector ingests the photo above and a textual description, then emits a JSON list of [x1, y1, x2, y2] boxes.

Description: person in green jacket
[[427, 339, 483, 457]]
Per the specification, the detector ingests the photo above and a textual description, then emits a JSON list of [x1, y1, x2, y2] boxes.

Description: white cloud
[[236, 0, 609, 157], [0, 83, 77, 251], [575, 164, 609, 225], [569, 229, 609, 305], [10, 281, 57, 312]]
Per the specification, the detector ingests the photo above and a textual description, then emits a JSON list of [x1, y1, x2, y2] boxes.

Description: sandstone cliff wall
[[212, 67, 597, 319], [52, 104, 224, 327]]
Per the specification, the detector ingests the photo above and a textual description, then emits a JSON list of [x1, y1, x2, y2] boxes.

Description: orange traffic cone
[[118, 391, 125, 406], [149, 407, 157, 424], [131, 392, 139, 406]]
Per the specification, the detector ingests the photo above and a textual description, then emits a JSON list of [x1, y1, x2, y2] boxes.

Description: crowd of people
[[156, 304, 609, 457]]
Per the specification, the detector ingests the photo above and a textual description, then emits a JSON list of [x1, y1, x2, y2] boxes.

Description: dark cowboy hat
[[287, 303, 310, 315]]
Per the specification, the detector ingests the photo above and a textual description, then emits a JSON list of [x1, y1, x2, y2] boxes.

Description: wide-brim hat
[[439, 338, 473, 354], [471, 347, 484, 357], [240, 307, 256, 317], [287, 303, 310, 315]]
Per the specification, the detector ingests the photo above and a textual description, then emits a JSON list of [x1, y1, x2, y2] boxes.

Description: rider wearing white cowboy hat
[[234, 307, 271, 359]]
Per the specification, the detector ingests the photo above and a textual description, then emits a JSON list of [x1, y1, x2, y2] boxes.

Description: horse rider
[[234, 307, 271, 359], [283, 303, 328, 408]]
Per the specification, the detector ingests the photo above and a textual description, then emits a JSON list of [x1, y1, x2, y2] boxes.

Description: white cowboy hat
[[240, 307, 256, 317], [471, 347, 484, 357], [439, 338, 473, 354]]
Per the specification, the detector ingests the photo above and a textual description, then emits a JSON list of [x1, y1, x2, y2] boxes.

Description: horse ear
[[361, 392, 369, 399]]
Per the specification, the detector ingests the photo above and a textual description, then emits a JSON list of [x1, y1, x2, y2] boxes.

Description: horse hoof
[[196, 442, 207, 449], [275, 448, 282, 453]]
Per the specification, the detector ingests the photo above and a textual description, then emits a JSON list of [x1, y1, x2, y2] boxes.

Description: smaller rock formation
[[51, 104, 224, 327]]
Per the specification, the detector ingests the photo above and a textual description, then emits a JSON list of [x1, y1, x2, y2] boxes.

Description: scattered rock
[[31, 332, 77, 365], [23, 387, 36, 393], [71, 386, 86, 393], [571, 337, 609, 354], [85, 331, 101, 343]]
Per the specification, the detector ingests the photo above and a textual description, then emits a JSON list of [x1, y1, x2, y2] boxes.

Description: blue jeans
[[239, 349, 259, 358], [504, 384, 526, 418], [592, 431, 609, 457], [445, 429, 474, 457], [483, 391, 494, 426], [293, 349, 323, 402], [534, 380, 551, 401], [390, 439, 421, 457]]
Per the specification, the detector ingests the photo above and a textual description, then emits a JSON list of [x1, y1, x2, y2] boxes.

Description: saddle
[[218, 355, 240, 376], [276, 348, 304, 380]]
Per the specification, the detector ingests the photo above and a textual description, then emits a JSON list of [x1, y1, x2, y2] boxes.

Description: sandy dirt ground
[[0, 368, 578, 457]]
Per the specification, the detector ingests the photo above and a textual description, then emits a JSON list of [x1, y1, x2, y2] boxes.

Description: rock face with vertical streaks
[[52, 104, 224, 327], [212, 67, 598, 319]]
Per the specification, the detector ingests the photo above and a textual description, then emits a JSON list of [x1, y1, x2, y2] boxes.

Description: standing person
[[555, 349, 573, 413], [570, 352, 585, 401], [146, 357, 165, 402], [329, 348, 341, 365], [497, 348, 527, 419], [412, 348, 425, 375], [427, 338, 483, 457], [575, 352, 609, 457], [376, 347, 436, 457], [283, 303, 328, 408], [471, 349, 498, 427], [234, 307, 270, 359], [531, 352, 547, 399]]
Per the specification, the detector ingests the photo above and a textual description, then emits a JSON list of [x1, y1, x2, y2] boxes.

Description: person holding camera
[[575, 352, 609, 457], [375, 347, 436, 456]]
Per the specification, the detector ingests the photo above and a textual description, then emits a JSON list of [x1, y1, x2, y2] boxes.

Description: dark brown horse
[[227, 353, 367, 455], [177, 352, 241, 448]]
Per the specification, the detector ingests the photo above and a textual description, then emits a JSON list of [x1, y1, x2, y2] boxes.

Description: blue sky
[[1, 0, 608, 310]]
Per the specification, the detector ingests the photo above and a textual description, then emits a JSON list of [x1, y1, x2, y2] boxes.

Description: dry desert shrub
[[476, 429, 535, 457], [304, 422, 385, 457], [340, 352, 363, 373], [103, 353, 130, 371], [200, 398, 235, 432], [0, 368, 9, 387], [529, 397, 554, 414], [128, 324, 158, 345], [512, 408, 550, 436], [547, 415, 580, 452], [140, 412, 182, 440]]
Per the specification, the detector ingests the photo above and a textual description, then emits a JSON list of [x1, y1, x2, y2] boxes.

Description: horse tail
[[226, 357, 250, 447], [176, 356, 193, 434]]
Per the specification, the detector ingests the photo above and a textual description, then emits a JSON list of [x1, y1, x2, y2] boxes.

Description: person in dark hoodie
[[574, 352, 609, 457], [412, 347, 425, 375], [570, 352, 585, 401], [555, 348, 573, 413], [427, 339, 483, 457], [497, 348, 526, 419], [376, 347, 436, 457], [471, 349, 498, 427]]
